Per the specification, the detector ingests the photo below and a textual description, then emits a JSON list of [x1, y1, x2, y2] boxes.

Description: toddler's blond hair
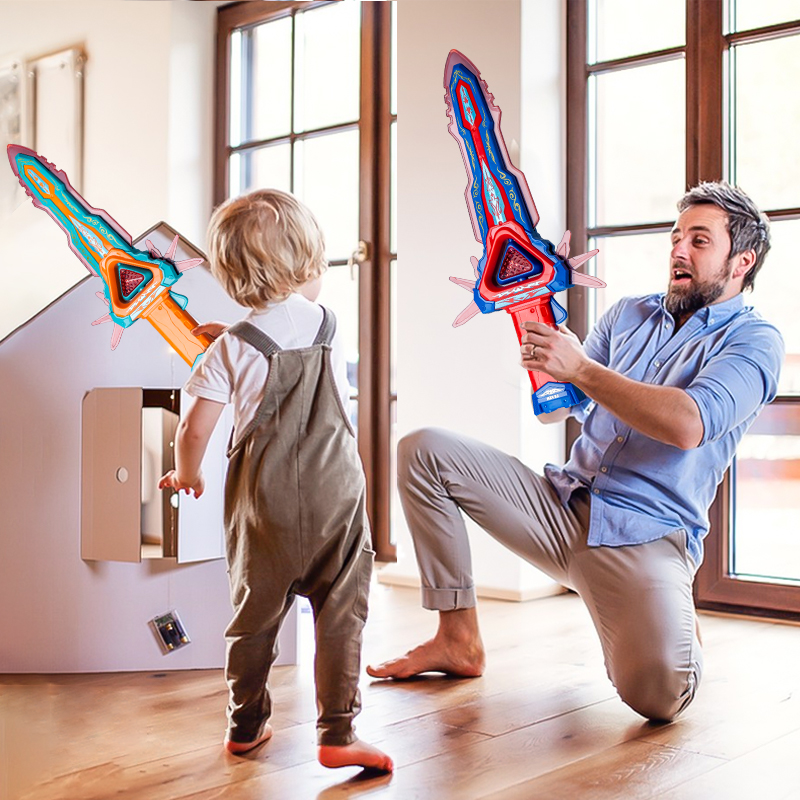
[[207, 189, 327, 308]]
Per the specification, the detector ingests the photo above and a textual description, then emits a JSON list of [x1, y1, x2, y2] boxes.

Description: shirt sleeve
[[571, 298, 627, 421], [582, 297, 627, 368], [183, 335, 234, 404], [685, 320, 784, 445]]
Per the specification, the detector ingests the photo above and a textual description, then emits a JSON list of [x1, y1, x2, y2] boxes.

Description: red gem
[[120, 269, 145, 296], [499, 247, 531, 280]]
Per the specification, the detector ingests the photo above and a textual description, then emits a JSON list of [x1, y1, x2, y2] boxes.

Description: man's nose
[[671, 237, 689, 261]]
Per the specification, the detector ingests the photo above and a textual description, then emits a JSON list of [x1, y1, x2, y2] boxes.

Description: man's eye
[[693, 238, 708, 245]]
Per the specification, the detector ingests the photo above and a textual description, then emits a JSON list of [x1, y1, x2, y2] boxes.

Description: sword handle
[[508, 301, 586, 415], [141, 294, 213, 368]]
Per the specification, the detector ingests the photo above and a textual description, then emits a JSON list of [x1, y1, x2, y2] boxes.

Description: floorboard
[[1, 584, 799, 800]]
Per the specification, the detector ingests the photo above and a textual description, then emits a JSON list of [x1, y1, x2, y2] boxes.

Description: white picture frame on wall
[[28, 46, 86, 190], [0, 56, 29, 219]]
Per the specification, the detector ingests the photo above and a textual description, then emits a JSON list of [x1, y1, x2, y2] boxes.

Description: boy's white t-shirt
[[184, 293, 352, 435]]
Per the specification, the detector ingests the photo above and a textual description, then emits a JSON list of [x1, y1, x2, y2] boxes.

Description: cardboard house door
[[81, 387, 228, 563], [176, 391, 230, 563]]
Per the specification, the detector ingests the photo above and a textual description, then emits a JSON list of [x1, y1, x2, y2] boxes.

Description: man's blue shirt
[[544, 292, 784, 567]]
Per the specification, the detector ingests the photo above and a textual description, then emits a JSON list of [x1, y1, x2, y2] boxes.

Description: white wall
[[0, 0, 266, 673], [384, 0, 566, 599]]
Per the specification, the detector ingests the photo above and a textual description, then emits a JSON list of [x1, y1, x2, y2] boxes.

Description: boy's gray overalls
[[223, 309, 373, 747]]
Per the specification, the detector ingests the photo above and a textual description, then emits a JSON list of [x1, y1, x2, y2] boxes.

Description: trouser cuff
[[317, 728, 357, 747], [421, 585, 477, 610]]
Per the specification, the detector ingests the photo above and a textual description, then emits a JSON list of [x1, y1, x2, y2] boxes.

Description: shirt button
[[616, 436, 623, 443], [654, 361, 661, 368], [593, 488, 600, 495], [600, 466, 608, 473]]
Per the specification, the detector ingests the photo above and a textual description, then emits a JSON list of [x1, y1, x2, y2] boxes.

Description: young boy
[[158, 189, 392, 772]]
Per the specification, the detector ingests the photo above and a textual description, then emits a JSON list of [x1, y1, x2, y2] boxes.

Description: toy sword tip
[[453, 300, 481, 327], [449, 275, 476, 291]]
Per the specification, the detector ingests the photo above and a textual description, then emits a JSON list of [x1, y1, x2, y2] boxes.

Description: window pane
[[229, 29, 243, 147], [228, 143, 291, 198], [732, 402, 800, 584], [316, 263, 360, 398], [391, 121, 397, 254], [391, 1, 397, 116], [732, 0, 800, 32], [592, 59, 685, 227], [590, 231, 672, 326], [390, 259, 397, 395], [250, 18, 293, 143], [294, 1, 360, 132], [590, 0, 684, 63], [390, 398, 398, 546], [293, 129, 359, 262], [732, 35, 800, 211], [747, 219, 800, 395]]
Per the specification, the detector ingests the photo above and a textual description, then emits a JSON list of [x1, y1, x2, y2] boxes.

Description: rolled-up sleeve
[[685, 323, 784, 445]]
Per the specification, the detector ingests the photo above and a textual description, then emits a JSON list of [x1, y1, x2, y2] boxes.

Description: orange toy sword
[[7, 145, 212, 367]]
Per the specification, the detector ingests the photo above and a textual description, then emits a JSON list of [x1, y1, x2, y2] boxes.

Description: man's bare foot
[[366, 637, 485, 679], [367, 607, 486, 680], [224, 723, 273, 754], [318, 739, 393, 772]]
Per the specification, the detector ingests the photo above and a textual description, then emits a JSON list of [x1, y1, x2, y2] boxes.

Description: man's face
[[666, 204, 736, 318]]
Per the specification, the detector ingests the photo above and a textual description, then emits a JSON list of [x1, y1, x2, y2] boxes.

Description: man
[[367, 182, 784, 721]]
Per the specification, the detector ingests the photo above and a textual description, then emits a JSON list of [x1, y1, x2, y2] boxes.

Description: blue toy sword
[[443, 50, 605, 414]]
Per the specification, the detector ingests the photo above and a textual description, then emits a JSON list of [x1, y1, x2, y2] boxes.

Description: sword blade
[[443, 50, 540, 251], [7, 145, 134, 278]]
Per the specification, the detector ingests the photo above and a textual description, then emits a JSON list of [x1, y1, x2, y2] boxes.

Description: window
[[567, 0, 800, 617], [216, 0, 397, 560]]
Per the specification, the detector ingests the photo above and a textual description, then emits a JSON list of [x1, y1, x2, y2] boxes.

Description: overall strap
[[312, 306, 337, 346], [226, 321, 282, 357]]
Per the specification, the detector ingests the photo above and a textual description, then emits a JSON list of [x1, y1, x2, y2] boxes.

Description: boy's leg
[[566, 492, 703, 722], [224, 569, 295, 744], [305, 537, 373, 747]]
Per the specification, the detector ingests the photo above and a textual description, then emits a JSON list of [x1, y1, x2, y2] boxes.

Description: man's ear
[[732, 249, 756, 279]]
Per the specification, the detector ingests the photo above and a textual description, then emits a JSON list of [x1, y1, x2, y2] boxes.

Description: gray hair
[[677, 181, 770, 292]]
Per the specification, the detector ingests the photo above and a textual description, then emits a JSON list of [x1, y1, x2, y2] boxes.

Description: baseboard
[[376, 571, 567, 603]]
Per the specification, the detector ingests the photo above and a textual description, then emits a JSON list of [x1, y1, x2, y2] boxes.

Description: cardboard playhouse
[[0, 223, 301, 673]]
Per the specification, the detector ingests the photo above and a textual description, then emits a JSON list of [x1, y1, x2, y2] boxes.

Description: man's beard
[[665, 261, 731, 317]]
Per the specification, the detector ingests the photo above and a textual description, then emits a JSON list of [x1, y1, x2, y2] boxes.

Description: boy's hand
[[158, 469, 205, 499], [191, 321, 230, 341]]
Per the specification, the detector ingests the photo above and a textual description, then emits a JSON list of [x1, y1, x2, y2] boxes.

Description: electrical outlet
[[150, 610, 191, 654]]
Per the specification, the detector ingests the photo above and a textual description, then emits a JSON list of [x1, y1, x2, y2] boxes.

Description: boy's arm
[[158, 396, 226, 498]]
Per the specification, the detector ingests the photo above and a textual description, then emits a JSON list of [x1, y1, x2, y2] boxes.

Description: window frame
[[567, 0, 800, 619], [215, 0, 396, 561]]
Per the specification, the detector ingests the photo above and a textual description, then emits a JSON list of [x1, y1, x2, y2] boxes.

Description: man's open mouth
[[671, 268, 693, 284]]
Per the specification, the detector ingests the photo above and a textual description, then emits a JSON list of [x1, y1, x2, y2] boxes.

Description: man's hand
[[519, 321, 704, 449], [158, 469, 205, 499], [520, 321, 588, 383]]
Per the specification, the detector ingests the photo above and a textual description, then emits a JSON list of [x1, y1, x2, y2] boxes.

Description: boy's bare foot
[[318, 739, 394, 772], [366, 637, 485, 679], [224, 723, 273, 754]]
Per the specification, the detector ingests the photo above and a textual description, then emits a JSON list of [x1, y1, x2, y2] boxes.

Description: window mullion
[[686, 0, 725, 186]]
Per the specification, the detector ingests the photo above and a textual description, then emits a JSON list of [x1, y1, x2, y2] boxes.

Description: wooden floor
[[2, 583, 800, 800]]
